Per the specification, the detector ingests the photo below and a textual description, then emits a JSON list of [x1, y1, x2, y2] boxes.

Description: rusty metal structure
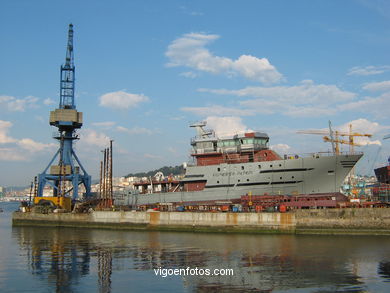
[[99, 140, 114, 208]]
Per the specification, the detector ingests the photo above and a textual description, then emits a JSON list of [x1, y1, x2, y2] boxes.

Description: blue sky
[[1, 0, 390, 186]]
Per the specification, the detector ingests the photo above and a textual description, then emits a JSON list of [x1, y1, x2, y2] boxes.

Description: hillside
[[125, 165, 184, 178]]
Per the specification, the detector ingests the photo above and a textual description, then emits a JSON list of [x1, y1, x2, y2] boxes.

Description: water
[[1, 202, 390, 292]]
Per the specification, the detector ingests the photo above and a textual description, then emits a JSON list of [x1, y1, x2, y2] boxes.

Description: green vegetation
[[125, 165, 184, 178]]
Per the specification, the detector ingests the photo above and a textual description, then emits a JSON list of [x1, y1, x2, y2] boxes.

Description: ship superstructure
[[119, 122, 363, 206]]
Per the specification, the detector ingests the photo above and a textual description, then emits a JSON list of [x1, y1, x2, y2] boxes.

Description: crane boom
[[297, 121, 373, 155], [328, 120, 336, 155], [60, 24, 75, 109]]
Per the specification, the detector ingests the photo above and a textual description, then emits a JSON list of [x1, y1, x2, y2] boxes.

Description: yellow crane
[[297, 121, 372, 155]]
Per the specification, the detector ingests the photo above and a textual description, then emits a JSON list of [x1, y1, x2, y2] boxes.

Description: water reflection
[[11, 226, 390, 292], [97, 249, 112, 293], [378, 262, 390, 281]]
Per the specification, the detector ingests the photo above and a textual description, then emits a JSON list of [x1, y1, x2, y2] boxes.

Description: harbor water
[[1, 202, 390, 292]]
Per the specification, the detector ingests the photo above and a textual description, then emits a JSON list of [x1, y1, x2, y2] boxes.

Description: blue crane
[[37, 24, 91, 201]]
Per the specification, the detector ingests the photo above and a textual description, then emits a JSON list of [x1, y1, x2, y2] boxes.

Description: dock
[[12, 208, 390, 235]]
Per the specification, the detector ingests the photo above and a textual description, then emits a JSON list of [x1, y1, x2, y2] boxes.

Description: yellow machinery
[[297, 121, 372, 155], [34, 196, 71, 212]]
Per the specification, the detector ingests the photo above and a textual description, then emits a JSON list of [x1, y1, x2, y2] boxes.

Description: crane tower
[[37, 24, 91, 200]]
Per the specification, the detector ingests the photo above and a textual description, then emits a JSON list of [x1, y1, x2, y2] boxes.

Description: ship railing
[[188, 151, 363, 166], [284, 151, 363, 159]]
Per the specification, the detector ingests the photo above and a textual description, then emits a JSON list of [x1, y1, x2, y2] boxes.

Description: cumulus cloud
[[270, 143, 291, 155], [201, 80, 355, 104], [0, 120, 56, 161], [181, 105, 254, 117], [0, 148, 26, 161], [336, 118, 389, 146], [92, 121, 116, 128], [232, 55, 283, 84], [0, 120, 17, 143], [347, 65, 390, 76], [79, 129, 111, 148], [197, 80, 356, 118], [166, 33, 283, 84], [116, 126, 154, 135], [99, 91, 149, 110], [0, 95, 39, 112], [43, 98, 56, 105], [180, 71, 198, 78], [17, 138, 56, 152], [144, 153, 163, 159], [205, 116, 251, 137], [298, 119, 388, 149], [362, 80, 390, 92], [338, 92, 390, 119]]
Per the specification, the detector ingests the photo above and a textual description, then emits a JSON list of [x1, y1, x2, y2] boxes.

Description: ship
[[374, 161, 390, 184], [117, 122, 363, 207], [374, 135, 390, 184]]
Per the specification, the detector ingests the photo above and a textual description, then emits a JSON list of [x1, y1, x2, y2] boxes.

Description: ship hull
[[120, 153, 362, 206], [374, 165, 390, 184]]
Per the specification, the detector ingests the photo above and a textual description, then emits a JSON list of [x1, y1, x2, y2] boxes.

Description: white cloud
[[362, 80, 390, 92], [166, 33, 283, 84], [17, 138, 56, 152], [205, 116, 250, 137], [99, 91, 149, 110], [79, 129, 111, 148], [347, 65, 390, 76], [116, 126, 154, 135], [232, 55, 284, 84], [180, 71, 198, 78], [43, 98, 55, 105], [167, 147, 177, 154], [144, 153, 163, 159], [337, 118, 390, 146], [92, 121, 116, 128], [338, 92, 390, 119], [0, 120, 56, 161], [338, 118, 387, 134], [169, 115, 185, 121], [298, 119, 389, 149], [197, 80, 355, 118], [202, 80, 355, 104], [270, 143, 291, 155], [0, 148, 26, 161], [181, 105, 254, 117], [0, 120, 17, 143], [35, 115, 45, 123], [0, 95, 39, 112]]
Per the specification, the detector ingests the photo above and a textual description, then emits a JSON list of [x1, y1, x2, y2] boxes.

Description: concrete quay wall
[[11, 209, 390, 235], [12, 211, 295, 233], [294, 208, 390, 235]]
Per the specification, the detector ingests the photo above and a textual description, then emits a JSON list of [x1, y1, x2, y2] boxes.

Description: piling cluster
[[99, 140, 114, 208]]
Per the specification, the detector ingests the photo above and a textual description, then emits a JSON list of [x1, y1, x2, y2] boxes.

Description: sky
[[1, 0, 390, 187]]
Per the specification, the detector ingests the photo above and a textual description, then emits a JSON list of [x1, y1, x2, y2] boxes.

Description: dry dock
[[12, 208, 390, 235]]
